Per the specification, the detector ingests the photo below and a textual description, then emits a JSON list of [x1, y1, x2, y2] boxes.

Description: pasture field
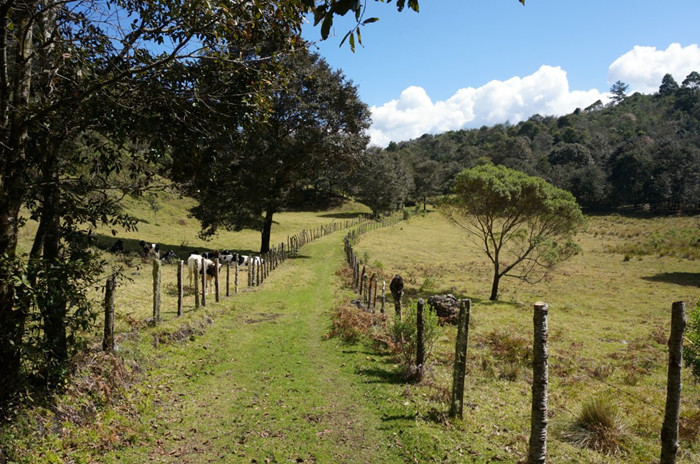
[[349, 210, 700, 462], [2, 197, 699, 463]]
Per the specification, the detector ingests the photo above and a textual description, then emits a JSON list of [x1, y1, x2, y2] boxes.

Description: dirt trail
[[106, 233, 406, 463]]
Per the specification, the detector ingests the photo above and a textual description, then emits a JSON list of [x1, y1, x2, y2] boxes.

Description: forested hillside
[[386, 72, 700, 212]]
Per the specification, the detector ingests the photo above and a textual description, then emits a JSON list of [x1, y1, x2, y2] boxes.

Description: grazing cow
[[160, 250, 178, 263], [187, 253, 203, 286], [219, 250, 235, 264], [109, 239, 124, 253], [139, 240, 159, 258], [199, 260, 222, 293]]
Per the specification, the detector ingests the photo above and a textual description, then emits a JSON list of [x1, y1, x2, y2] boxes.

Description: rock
[[427, 294, 460, 322]]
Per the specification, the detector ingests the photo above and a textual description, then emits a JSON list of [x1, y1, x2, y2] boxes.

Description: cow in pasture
[[199, 259, 222, 293], [109, 239, 124, 253], [160, 250, 179, 263], [139, 240, 159, 258]]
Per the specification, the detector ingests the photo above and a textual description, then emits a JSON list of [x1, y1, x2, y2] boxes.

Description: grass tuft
[[563, 396, 628, 455]]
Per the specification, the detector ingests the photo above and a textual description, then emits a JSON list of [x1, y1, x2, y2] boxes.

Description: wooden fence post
[[226, 261, 230, 297], [660, 301, 687, 464], [235, 261, 239, 294], [102, 275, 116, 352], [528, 301, 549, 464], [416, 298, 426, 381], [194, 262, 200, 309], [214, 258, 220, 302], [152, 259, 162, 324], [449, 299, 470, 418], [177, 260, 183, 317], [201, 261, 207, 307], [381, 281, 386, 314]]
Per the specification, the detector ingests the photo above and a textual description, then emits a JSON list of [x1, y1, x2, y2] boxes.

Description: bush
[[390, 301, 440, 379], [682, 300, 700, 379]]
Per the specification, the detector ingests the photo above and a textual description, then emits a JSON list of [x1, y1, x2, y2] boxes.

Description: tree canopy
[[439, 163, 585, 301]]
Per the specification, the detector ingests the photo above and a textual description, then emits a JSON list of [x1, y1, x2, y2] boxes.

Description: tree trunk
[[40, 173, 68, 384], [0, 2, 35, 399], [490, 271, 501, 301], [260, 208, 275, 253]]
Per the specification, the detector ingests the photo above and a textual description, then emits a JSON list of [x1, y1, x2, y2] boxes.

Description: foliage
[[682, 299, 700, 380], [390, 300, 440, 378], [382, 71, 700, 214], [351, 148, 415, 217], [179, 48, 370, 252], [439, 163, 585, 300]]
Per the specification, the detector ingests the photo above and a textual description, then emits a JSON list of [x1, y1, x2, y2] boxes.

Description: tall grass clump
[[563, 396, 628, 455]]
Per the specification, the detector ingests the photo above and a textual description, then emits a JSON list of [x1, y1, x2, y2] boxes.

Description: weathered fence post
[[201, 261, 207, 307], [416, 298, 426, 381], [102, 275, 116, 352], [390, 274, 404, 321], [248, 259, 253, 287], [194, 262, 200, 309], [214, 258, 220, 302], [528, 301, 549, 464], [225, 261, 230, 297], [660, 301, 687, 464], [152, 259, 162, 324], [235, 261, 239, 294], [449, 299, 471, 418], [381, 281, 386, 314], [177, 260, 183, 317]]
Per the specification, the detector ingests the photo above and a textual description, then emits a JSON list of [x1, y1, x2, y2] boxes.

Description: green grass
[[4, 198, 700, 463], [349, 210, 700, 462]]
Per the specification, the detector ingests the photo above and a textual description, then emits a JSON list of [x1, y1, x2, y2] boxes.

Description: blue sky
[[302, 0, 700, 146]]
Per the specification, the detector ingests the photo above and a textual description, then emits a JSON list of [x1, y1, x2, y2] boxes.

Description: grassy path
[[105, 232, 407, 463]]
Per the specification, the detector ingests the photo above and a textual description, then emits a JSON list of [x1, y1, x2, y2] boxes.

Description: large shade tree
[[439, 163, 585, 301], [178, 48, 371, 253]]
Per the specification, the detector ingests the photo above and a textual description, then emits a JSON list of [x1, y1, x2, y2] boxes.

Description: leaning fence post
[[102, 275, 116, 352], [449, 299, 471, 418], [177, 260, 183, 317], [528, 301, 549, 464], [660, 301, 687, 464], [152, 259, 162, 325]]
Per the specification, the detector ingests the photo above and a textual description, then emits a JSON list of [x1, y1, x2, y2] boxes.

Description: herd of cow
[[109, 238, 263, 291]]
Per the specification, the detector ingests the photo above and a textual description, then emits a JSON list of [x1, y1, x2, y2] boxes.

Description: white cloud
[[369, 65, 606, 147], [608, 43, 700, 94]]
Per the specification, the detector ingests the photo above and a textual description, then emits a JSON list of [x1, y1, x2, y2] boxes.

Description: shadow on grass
[[92, 232, 258, 260], [318, 212, 367, 219], [355, 366, 405, 385], [643, 272, 700, 288]]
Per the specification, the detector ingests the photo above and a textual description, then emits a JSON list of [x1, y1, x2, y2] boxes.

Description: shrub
[[326, 304, 381, 344], [563, 396, 627, 455], [390, 301, 440, 379], [682, 300, 700, 380]]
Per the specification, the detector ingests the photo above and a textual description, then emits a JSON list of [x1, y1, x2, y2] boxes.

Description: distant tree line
[[379, 72, 700, 213]]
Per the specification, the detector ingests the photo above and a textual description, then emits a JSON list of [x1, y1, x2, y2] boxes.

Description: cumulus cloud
[[608, 43, 700, 94], [368, 43, 700, 147], [368, 65, 606, 147]]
